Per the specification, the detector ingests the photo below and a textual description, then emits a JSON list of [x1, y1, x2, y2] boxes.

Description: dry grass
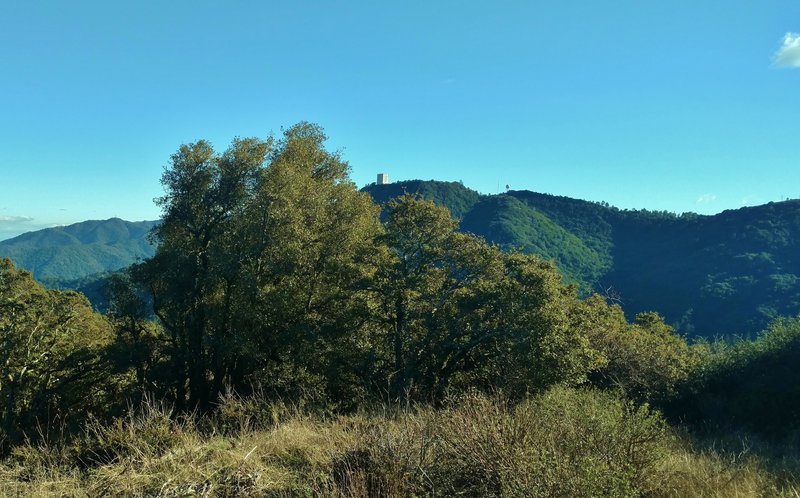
[[1, 388, 798, 497]]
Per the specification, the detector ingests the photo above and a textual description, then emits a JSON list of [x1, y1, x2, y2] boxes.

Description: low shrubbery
[[2, 387, 797, 497], [669, 316, 800, 440]]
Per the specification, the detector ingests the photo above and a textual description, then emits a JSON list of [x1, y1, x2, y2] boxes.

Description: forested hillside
[[0, 218, 157, 285], [364, 182, 800, 337]]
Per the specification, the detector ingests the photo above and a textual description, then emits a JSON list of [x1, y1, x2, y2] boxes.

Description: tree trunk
[[392, 293, 406, 399]]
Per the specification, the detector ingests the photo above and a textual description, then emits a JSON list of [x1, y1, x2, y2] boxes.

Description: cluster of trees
[[669, 316, 800, 438], [120, 122, 616, 411], [10, 122, 799, 455]]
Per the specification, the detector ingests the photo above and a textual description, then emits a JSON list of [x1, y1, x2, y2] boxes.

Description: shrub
[[328, 388, 672, 497], [670, 316, 800, 439]]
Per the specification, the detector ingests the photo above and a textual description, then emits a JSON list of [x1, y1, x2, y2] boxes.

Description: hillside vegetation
[[2, 123, 800, 496], [4, 388, 798, 497], [5, 181, 799, 338], [0, 218, 157, 283], [364, 182, 800, 337]]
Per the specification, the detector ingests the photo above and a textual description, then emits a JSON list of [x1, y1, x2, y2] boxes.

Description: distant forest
[[366, 180, 800, 337]]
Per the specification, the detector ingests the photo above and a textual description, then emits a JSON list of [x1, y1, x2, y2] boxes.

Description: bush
[[329, 388, 671, 497], [427, 388, 669, 497]]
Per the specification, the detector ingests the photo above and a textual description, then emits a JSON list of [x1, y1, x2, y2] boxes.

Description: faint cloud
[[0, 215, 33, 223], [696, 193, 716, 204], [774, 33, 800, 67], [0, 215, 35, 241]]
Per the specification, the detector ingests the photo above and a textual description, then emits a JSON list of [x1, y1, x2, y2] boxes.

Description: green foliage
[[137, 123, 385, 410], [134, 127, 610, 410], [506, 190, 615, 262], [0, 258, 119, 447], [573, 295, 701, 403], [669, 316, 800, 439], [374, 195, 602, 400]]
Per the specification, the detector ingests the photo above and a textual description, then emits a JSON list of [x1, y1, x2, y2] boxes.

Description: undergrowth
[[1, 387, 798, 497]]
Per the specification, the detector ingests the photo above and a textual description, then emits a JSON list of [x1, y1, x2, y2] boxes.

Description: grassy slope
[[2, 388, 797, 497]]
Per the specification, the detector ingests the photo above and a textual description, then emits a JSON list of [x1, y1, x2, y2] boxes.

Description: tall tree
[[138, 136, 271, 409], [233, 123, 384, 404], [137, 123, 383, 408]]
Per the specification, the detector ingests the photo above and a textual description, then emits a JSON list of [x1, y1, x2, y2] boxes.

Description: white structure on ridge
[[377, 173, 390, 185]]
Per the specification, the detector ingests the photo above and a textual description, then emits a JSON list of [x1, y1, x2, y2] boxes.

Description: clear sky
[[1, 1, 798, 240]]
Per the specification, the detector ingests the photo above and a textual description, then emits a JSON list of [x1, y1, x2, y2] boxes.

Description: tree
[[137, 123, 384, 409], [573, 295, 698, 403], [374, 196, 601, 401], [229, 122, 385, 404], [136, 135, 270, 409]]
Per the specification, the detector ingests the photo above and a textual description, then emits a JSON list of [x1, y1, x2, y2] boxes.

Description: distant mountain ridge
[[0, 218, 158, 284], [5, 184, 800, 337], [363, 180, 800, 337]]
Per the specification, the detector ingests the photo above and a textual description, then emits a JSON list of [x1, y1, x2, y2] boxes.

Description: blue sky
[[1, 1, 798, 240]]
